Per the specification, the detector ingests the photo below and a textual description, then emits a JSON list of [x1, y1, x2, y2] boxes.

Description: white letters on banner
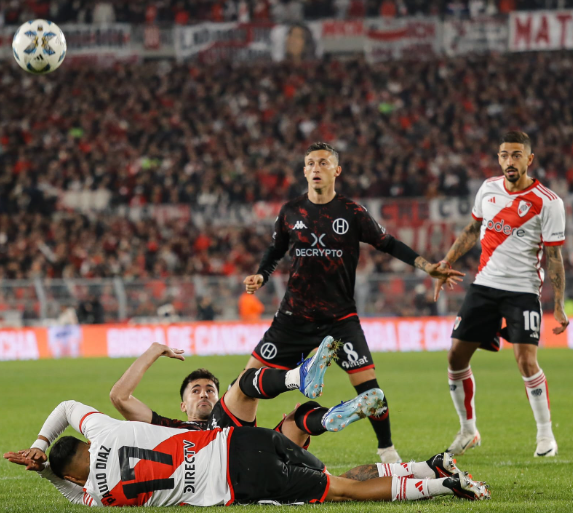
[[443, 16, 508, 56], [365, 17, 440, 62], [0, 331, 39, 361], [510, 10, 573, 51]]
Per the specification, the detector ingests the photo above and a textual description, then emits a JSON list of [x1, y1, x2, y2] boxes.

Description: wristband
[[439, 260, 452, 269], [31, 439, 49, 453]]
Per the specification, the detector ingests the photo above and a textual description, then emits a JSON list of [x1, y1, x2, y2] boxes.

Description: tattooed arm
[[545, 245, 569, 335], [339, 464, 380, 481], [433, 218, 482, 301]]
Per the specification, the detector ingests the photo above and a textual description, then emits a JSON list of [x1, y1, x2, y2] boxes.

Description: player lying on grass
[[4, 400, 491, 506], [109, 337, 381, 449]]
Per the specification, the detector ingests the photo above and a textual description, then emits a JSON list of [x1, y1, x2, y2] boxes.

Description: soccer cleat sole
[[426, 452, 461, 478], [300, 336, 341, 398], [447, 472, 491, 501], [323, 388, 385, 432]]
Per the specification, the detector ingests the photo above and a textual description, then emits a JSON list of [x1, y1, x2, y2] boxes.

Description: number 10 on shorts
[[523, 310, 540, 332]]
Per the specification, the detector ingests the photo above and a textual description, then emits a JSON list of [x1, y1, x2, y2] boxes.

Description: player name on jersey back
[[472, 177, 565, 295], [81, 413, 233, 507]]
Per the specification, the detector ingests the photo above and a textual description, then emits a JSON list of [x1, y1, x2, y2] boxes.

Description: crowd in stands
[[1, 53, 573, 320], [0, 0, 571, 26]]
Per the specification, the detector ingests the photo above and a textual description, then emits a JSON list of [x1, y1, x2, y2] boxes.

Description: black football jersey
[[151, 411, 208, 431], [257, 193, 395, 322]]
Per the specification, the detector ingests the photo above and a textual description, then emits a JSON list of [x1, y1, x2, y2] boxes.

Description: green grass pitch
[[1, 349, 572, 512]]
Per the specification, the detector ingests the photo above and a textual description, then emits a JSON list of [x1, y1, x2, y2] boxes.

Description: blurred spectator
[[2, 0, 573, 25], [77, 295, 105, 324], [57, 303, 79, 325], [238, 291, 265, 321], [197, 295, 217, 320]]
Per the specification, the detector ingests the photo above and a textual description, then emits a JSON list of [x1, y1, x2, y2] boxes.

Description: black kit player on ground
[[243, 142, 464, 463]]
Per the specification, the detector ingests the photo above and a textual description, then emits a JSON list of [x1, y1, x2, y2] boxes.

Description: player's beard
[[504, 166, 521, 183]]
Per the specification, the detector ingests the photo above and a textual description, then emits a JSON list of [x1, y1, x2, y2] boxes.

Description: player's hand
[[244, 274, 264, 294], [427, 263, 465, 301], [4, 450, 46, 471], [151, 342, 185, 361], [553, 307, 569, 334]]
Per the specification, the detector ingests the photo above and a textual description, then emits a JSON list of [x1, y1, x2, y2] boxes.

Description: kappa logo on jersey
[[341, 342, 368, 369], [293, 221, 308, 230], [518, 200, 532, 217], [295, 233, 343, 258], [332, 218, 349, 235]]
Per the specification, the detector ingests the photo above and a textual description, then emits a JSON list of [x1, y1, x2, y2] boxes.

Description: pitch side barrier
[[0, 315, 570, 361]]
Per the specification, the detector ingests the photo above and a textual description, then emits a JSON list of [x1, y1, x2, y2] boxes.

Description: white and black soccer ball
[[12, 20, 67, 74]]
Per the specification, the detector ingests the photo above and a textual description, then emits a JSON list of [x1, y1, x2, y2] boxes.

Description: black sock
[[294, 401, 328, 436], [354, 379, 392, 449], [239, 368, 289, 399]]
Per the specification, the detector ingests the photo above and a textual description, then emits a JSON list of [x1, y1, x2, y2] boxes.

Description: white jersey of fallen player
[[471, 177, 565, 295], [77, 406, 233, 507]]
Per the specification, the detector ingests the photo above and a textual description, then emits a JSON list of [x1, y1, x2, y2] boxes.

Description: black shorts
[[453, 284, 542, 346], [208, 393, 256, 430], [228, 427, 329, 505], [252, 311, 374, 374]]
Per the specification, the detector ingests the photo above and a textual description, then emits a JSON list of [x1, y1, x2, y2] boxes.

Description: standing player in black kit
[[243, 142, 464, 463]]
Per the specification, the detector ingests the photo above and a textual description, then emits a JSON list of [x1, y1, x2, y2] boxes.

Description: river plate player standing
[[243, 142, 464, 463], [434, 131, 568, 458]]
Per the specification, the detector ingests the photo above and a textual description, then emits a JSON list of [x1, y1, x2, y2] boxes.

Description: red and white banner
[[1, 315, 570, 361], [365, 17, 440, 62], [321, 19, 365, 53], [509, 10, 573, 51]]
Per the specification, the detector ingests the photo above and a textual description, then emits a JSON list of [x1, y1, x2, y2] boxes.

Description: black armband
[[386, 239, 420, 267]]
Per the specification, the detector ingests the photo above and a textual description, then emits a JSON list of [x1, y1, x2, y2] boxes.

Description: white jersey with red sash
[[471, 177, 565, 295]]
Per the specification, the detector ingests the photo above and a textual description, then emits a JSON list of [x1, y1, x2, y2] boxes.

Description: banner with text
[[509, 10, 573, 51], [443, 16, 508, 56], [175, 22, 277, 62], [1, 315, 570, 361], [365, 17, 440, 62]]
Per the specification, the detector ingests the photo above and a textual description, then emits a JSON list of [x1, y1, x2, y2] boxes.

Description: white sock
[[523, 369, 554, 440], [448, 366, 477, 433], [285, 368, 300, 390], [377, 461, 434, 479], [427, 477, 453, 497], [391, 477, 430, 501]]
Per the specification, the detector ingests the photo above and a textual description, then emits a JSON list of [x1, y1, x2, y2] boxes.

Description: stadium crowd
[[0, 0, 570, 25], [1, 54, 573, 320]]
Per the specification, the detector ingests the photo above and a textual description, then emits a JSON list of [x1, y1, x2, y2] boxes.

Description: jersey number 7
[[118, 446, 175, 499]]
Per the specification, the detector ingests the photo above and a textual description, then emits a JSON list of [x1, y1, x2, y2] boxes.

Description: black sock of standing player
[[294, 401, 328, 436], [239, 367, 294, 399], [354, 379, 392, 449]]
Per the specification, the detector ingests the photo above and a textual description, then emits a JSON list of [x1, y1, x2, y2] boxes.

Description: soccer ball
[[12, 20, 67, 74]]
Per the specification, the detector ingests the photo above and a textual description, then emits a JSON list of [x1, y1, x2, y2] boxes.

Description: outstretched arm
[[545, 245, 569, 334], [109, 342, 185, 422], [434, 218, 482, 301]]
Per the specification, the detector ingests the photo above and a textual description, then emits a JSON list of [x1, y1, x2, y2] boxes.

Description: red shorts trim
[[252, 351, 291, 370], [346, 363, 375, 375], [79, 411, 101, 434], [337, 312, 358, 322], [220, 394, 244, 427], [225, 428, 235, 506], [310, 473, 331, 503]]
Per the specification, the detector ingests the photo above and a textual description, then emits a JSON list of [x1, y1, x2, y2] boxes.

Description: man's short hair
[[180, 368, 220, 400], [49, 436, 83, 479], [305, 142, 339, 164], [500, 131, 532, 152]]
